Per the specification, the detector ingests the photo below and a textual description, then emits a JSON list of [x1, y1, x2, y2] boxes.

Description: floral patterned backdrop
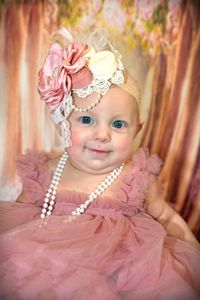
[[0, 0, 199, 239]]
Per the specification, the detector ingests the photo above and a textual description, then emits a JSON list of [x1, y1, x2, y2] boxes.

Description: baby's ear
[[136, 122, 144, 134]]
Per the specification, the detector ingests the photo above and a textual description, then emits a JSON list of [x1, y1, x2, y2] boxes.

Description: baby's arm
[[15, 190, 27, 203], [146, 177, 200, 251]]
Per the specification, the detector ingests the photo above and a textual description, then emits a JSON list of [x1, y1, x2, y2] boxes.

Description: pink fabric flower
[[38, 43, 93, 107]]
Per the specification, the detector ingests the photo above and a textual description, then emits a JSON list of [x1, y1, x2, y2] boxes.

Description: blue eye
[[79, 116, 93, 125], [112, 120, 126, 129]]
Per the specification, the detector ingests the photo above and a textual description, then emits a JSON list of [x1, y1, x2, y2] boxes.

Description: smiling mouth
[[87, 148, 111, 154]]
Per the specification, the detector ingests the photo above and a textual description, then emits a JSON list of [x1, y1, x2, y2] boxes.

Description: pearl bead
[[83, 204, 88, 209], [55, 172, 61, 176], [47, 211, 51, 216], [48, 206, 53, 211], [59, 163, 64, 167], [50, 200, 55, 205], [80, 204, 87, 209], [89, 198, 94, 202], [42, 208, 46, 213], [43, 203, 48, 208]]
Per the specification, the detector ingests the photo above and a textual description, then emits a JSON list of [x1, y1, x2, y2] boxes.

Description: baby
[[0, 30, 200, 300]]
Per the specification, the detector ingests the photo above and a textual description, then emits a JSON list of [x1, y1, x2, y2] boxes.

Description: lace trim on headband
[[51, 95, 73, 147], [61, 120, 72, 148], [73, 64, 124, 98]]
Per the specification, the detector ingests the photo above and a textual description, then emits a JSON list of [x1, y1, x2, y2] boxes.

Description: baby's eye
[[79, 116, 94, 125], [112, 120, 127, 129]]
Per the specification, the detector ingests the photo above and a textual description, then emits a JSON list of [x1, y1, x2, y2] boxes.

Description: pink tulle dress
[[0, 148, 200, 300]]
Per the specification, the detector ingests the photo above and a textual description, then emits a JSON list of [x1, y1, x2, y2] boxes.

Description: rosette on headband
[[38, 42, 93, 107], [38, 30, 138, 148], [74, 49, 124, 98]]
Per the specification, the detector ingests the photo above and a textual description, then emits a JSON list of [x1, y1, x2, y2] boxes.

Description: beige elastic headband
[[120, 73, 140, 107]]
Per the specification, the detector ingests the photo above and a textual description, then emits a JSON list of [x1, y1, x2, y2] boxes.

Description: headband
[[38, 30, 140, 147]]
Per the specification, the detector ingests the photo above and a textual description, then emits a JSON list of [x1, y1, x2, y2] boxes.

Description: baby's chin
[[68, 159, 125, 176]]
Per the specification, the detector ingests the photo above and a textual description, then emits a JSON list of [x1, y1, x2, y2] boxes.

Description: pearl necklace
[[72, 94, 102, 112], [40, 152, 124, 219]]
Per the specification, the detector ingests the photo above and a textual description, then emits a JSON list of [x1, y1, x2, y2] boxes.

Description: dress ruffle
[[16, 150, 52, 206], [116, 148, 163, 215]]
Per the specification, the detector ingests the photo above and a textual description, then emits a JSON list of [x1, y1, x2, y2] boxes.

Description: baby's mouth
[[86, 147, 111, 154]]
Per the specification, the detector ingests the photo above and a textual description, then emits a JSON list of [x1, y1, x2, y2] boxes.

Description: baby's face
[[67, 86, 140, 175]]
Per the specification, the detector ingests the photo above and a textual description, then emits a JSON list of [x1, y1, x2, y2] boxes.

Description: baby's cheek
[[115, 137, 132, 152], [70, 128, 84, 146]]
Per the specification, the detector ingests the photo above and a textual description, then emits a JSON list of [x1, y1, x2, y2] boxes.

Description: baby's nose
[[93, 125, 111, 143]]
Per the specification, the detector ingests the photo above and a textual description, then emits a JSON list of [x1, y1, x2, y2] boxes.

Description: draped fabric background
[[0, 0, 199, 239]]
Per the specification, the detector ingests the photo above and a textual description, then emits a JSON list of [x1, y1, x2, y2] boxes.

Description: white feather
[[58, 28, 74, 43]]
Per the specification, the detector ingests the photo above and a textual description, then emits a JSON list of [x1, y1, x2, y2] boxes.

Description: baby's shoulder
[[16, 150, 62, 199], [16, 149, 61, 173], [45, 153, 61, 172], [15, 149, 68, 205], [116, 148, 163, 207], [127, 147, 163, 175]]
